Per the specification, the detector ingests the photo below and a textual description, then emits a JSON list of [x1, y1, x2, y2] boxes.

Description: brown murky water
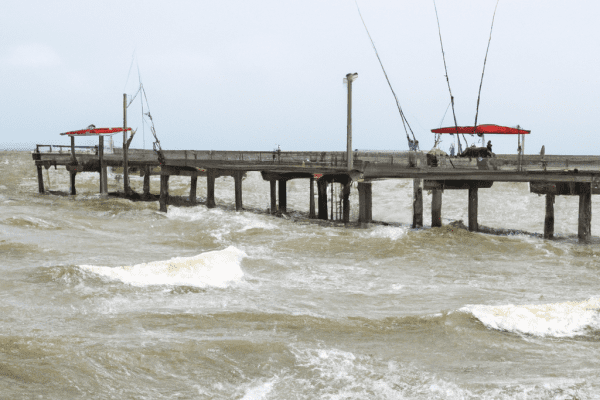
[[1, 151, 600, 399]]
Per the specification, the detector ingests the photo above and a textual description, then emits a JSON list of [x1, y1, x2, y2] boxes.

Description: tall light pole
[[345, 72, 358, 170]]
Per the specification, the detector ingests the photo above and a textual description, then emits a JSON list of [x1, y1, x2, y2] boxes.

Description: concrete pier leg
[[70, 171, 77, 195], [412, 179, 423, 228], [578, 183, 592, 242], [318, 179, 328, 220], [234, 171, 243, 211], [309, 177, 316, 219], [36, 165, 45, 194], [190, 175, 197, 203], [159, 175, 169, 212], [270, 180, 277, 214], [278, 179, 287, 214], [99, 136, 108, 196], [544, 194, 555, 239], [143, 166, 150, 197], [207, 170, 216, 208], [431, 188, 442, 227], [342, 182, 351, 223], [468, 186, 478, 232]]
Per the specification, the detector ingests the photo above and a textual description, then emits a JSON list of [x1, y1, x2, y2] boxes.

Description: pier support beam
[[578, 182, 592, 242], [309, 177, 316, 219], [143, 166, 150, 197], [270, 180, 277, 214], [207, 169, 216, 208], [99, 136, 107, 196], [318, 179, 328, 220], [412, 179, 423, 228], [358, 181, 372, 224], [159, 175, 169, 212], [190, 175, 197, 203], [69, 171, 77, 196], [278, 179, 287, 214], [431, 188, 442, 227], [36, 165, 45, 194], [468, 186, 478, 232], [342, 182, 351, 223], [544, 194, 555, 239], [234, 171, 243, 211]]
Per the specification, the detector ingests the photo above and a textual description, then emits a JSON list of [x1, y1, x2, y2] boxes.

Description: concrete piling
[[578, 182, 592, 242], [234, 171, 243, 211], [143, 166, 150, 197], [318, 179, 328, 220], [207, 169, 216, 208], [544, 194, 555, 239], [412, 178, 423, 228], [278, 179, 287, 214], [468, 185, 478, 232], [190, 175, 197, 203], [70, 171, 77, 195], [357, 181, 373, 224], [36, 165, 45, 194], [431, 188, 442, 227], [309, 177, 316, 219], [159, 175, 169, 212], [270, 180, 277, 214]]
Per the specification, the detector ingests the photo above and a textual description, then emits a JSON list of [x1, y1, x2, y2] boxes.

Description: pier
[[32, 145, 599, 242]]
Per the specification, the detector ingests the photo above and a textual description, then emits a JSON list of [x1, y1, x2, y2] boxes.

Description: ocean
[[1, 150, 600, 399]]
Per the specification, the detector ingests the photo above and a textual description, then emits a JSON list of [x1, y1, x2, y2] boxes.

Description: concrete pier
[[309, 177, 316, 219], [190, 175, 197, 203], [159, 175, 169, 212], [278, 179, 287, 214], [36, 165, 45, 194], [270, 180, 277, 214], [70, 171, 77, 195], [318, 179, 328, 220], [357, 181, 372, 224], [234, 171, 243, 211], [206, 169, 216, 208], [578, 182, 592, 242]]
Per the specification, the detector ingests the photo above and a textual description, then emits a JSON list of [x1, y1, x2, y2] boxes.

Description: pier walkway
[[32, 146, 600, 242]]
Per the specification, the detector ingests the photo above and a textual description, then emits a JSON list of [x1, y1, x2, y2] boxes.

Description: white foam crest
[[166, 206, 218, 221], [462, 297, 600, 337], [363, 225, 407, 240], [80, 246, 246, 288], [240, 378, 276, 400]]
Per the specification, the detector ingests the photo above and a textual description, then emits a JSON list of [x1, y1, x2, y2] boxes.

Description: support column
[[270, 179, 277, 214], [578, 182, 592, 242], [342, 182, 351, 223], [143, 166, 150, 197], [70, 171, 77, 195], [431, 188, 442, 227], [36, 165, 45, 194], [206, 169, 216, 208], [70, 136, 76, 163], [468, 185, 478, 232], [190, 175, 197, 203], [318, 179, 328, 220], [234, 171, 243, 211], [159, 175, 169, 212], [309, 177, 316, 219], [544, 194, 555, 239], [412, 178, 423, 228], [278, 179, 287, 214], [99, 136, 107, 196]]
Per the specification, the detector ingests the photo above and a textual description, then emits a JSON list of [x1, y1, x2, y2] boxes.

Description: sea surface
[[1, 150, 600, 399]]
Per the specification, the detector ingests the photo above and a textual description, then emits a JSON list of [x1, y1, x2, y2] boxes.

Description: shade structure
[[431, 124, 530, 135], [60, 127, 132, 136]]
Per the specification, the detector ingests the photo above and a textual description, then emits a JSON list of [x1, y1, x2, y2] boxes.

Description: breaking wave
[[79, 246, 246, 288], [462, 297, 600, 337]]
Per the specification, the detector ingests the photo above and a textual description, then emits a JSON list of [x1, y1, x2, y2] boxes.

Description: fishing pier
[[31, 145, 599, 242]]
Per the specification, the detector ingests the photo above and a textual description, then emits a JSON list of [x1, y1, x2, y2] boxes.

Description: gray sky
[[1, 0, 598, 154]]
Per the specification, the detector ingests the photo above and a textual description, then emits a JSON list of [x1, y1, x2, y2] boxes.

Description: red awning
[[431, 124, 530, 135], [60, 127, 132, 136]]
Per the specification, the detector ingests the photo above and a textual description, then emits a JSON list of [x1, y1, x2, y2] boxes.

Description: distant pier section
[[32, 145, 600, 242]]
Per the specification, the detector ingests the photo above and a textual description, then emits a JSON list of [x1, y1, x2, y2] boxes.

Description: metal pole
[[123, 93, 130, 195], [346, 73, 357, 171]]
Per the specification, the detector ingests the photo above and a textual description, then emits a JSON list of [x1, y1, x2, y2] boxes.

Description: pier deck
[[32, 146, 600, 242]]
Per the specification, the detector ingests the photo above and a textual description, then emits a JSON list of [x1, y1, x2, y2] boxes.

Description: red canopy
[[431, 124, 530, 135], [60, 127, 132, 136]]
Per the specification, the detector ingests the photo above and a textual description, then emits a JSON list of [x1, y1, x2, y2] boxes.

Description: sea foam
[[80, 246, 246, 288], [462, 297, 600, 337]]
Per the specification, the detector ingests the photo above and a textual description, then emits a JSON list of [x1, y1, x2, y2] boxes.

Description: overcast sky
[[1, 0, 599, 154]]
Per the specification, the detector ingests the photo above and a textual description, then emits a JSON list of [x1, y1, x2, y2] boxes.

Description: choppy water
[[1, 150, 600, 399]]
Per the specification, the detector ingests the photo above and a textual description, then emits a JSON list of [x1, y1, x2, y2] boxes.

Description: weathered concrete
[[544, 194, 555, 239], [190, 175, 197, 203], [468, 186, 478, 232], [36, 165, 45, 194], [318, 179, 328, 220], [159, 175, 169, 212], [578, 182, 592, 242], [270, 180, 277, 214], [412, 179, 423, 228], [278, 179, 287, 214], [70, 171, 77, 195], [431, 188, 442, 227], [357, 181, 372, 223], [309, 177, 316, 219], [234, 170, 243, 211], [342, 182, 351, 223], [206, 169, 216, 208]]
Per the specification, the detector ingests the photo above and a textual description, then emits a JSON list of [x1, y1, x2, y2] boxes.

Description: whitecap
[[80, 246, 246, 288], [462, 297, 600, 337], [364, 226, 407, 240]]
